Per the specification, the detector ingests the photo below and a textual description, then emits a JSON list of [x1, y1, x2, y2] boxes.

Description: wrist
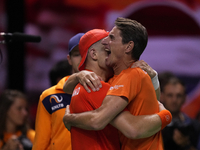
[[75, 73, 80, 83], [157, 109, 172, 130], [151, 71, 159, 90]]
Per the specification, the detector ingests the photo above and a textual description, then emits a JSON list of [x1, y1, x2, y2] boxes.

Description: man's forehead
[[109, 26, 116, 34], [71, 45, 79, 53], [110, 26, 121, 36]]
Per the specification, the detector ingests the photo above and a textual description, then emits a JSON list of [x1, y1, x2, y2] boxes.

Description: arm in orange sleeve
[[110, 111, 161, 139], [110, 102, 172, 139], [32, 95, 51, 150]]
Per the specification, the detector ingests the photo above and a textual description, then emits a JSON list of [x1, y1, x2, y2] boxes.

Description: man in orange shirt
[[32, 33, 84, 150], [63, 18, 172, 150]]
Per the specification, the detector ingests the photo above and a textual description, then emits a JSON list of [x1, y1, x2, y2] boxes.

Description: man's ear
[[67, 54, 72, 65], [89, 48, 97, 61], [125, 41, 134, 53]]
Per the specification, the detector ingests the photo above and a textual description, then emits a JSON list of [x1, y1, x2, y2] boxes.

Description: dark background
[[0, 0, 200, 128]]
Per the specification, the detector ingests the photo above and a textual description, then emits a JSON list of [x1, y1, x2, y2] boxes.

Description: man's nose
[[101, 36, 108, 45]]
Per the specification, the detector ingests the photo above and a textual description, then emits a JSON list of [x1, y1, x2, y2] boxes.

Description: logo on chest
[[109, 85, 124, 90], [72, 87, 80, 97]]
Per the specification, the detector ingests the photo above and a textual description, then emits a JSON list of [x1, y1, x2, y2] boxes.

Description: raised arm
[[63, 73, 79, 94], [63, 70, 102, 94]]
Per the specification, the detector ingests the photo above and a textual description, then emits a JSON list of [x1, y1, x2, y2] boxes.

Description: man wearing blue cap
[[32, 33, 84, 150], [67, 33, 85, 74]]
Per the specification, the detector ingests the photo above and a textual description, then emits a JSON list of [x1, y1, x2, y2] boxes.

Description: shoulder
[[40, 76, 70, 100], [63, 75, 70, 81], [74, 81, 110, 96], [119, 67, 146, 79], [55, 76, 70, 90], [128, 68, 149, 79], [126, 67, 146, 74], [39, 86, 57, 101]]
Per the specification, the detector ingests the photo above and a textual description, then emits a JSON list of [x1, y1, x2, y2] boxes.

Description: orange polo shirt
[[32, 77, 71, 150], [108, 67, 163, 150]]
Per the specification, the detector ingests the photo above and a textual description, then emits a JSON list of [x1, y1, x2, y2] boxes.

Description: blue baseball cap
[[68, 33, 85, 53]]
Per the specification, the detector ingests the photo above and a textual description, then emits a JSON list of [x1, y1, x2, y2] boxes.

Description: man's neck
[[113, 58, 135, 75]]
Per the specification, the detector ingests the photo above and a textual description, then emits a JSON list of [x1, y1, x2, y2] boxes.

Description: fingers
[[63, 105, 71, 131], [79, 71, 102, 92], [158, 101, 166, 111], [131, 60, 156, 79], [82, 82, 92, 93], [131, 60, 148, 70], [65, 105, 70, 115]]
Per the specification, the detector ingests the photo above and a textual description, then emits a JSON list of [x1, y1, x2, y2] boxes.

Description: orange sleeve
[[32, 94, 51, 150]]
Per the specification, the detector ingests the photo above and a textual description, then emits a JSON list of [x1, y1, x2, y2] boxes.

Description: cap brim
[[78, 50, 88, 71], [69, 44, 78, 53]]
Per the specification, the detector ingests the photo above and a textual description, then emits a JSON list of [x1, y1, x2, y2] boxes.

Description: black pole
[[5, 0, 25, 92]]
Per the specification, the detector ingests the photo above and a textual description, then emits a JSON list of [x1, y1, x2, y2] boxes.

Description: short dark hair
[[49, 59, 72, 86], [115, 17, 148, 61], [158, 72, 186, 93]]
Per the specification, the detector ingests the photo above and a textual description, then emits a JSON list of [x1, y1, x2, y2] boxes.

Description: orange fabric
[[107, 67, 163, 150], [0, 129, 35, 148], [32, 77, 71, 150], [70, 81, 120, 150], [157, 109, 172, 130]]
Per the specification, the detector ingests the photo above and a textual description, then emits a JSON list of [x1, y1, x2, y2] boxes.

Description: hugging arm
[[63, 95, 128, 130], [63, 100, 172, 139], [110, 101, 171, 139], [63, 71, 102, 94], [63, 73, 80, 94], [64, 61, 160, 100], [110, 111, 161, 139]]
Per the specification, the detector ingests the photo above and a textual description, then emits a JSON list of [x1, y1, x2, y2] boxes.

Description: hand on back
[[77, 70, 102, 93], [131, 60, 156, 79]]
